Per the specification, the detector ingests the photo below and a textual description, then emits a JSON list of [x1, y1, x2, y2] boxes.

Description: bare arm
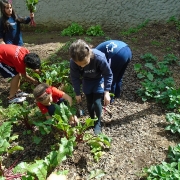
[[0, 38, 5, 44], [21, 73, 39, 85], [62, 93, 72, 106]]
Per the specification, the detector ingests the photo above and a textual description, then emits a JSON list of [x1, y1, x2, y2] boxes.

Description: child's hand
[[76, 95, 81, 103], [62, 93, 72, 106], [69, 115, 79, 126], [104, 91, 110, 106], [30, 13, 34, 18], [47, 173, 67, 180]]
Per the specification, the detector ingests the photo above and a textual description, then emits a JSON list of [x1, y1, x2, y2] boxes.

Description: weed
[[150, 40, 161, 46], [167, 16, 180, 31], [120, 19, 149, 36]]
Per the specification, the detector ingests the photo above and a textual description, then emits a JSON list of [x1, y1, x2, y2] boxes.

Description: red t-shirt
[[0, 44, 29, 74], [37, 86, 64, 114]]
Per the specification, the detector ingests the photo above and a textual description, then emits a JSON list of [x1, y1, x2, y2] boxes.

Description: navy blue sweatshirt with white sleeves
[[70, 49, 113, 96]]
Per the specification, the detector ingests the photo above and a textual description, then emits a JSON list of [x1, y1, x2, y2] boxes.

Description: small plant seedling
[[120, 19, 149, 36], [150, 40, 161, 47]]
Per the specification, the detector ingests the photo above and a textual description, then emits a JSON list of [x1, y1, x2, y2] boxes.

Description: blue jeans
[[110, 46, 132, 98]]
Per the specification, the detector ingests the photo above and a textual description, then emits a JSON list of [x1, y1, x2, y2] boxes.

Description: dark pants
[[46, 98, 65, 116], [110, 46, 132, 98], [85, 93, 102, 128]]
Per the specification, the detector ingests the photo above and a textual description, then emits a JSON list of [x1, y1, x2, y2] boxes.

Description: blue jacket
[[96, 40, 127, 59], [0, 16, 31, 45], [70, 49, 113, 96]]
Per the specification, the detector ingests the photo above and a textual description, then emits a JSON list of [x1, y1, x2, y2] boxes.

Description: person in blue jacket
[[0, 0, 34, 45], [69, 39, 113, 135], [96, 40, 132, 104]]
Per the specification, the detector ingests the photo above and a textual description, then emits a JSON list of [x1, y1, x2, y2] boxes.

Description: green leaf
[[28, 160, 48, 180], [8, 145, 24, 154], [0, 122, 12, 139], [33, 136, 42, 144], [145, 63, 154, 70], [88, 169, 105, 179], [147, 72, 154, 81]]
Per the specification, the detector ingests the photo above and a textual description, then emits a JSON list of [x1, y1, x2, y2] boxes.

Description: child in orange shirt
[[33, 83, 77, 124]]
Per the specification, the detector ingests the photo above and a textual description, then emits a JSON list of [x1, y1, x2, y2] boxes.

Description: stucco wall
[[13, 0, 180, 30]]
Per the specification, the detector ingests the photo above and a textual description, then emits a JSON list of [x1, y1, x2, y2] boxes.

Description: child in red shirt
[[0, 44, 41, 103], [33, 83, 77, 124]]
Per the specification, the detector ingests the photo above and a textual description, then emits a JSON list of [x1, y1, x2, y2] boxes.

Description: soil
[[0, 22, 180, 180]]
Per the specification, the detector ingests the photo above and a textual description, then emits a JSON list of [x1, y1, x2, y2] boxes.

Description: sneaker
[[8, 96, 26, 104], [94, 123, 101, 135], [16, 91, 29, 97]]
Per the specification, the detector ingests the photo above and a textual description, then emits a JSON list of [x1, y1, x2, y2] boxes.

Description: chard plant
[[38, 61, 71, 86], [61, 22, 84, 36], [0, 102, 33, 129], [0, 122, 24, 179], [53, 103, 111, 161], [7, 137, 74, 180], [25, 0, 38, 26]]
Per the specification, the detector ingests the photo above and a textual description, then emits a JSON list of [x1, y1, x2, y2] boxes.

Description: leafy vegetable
[[25, 0, 38, 26]]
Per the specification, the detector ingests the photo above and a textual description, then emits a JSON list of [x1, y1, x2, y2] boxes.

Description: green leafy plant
[[86, 25, 104, 36], [142, 143, 180, 179], [0, 122, 24, 179], [143, 161, 180, 179], [165, 113, 180, 133], [53, 103, 111, 161], [0, 101, 33, 129], [61, 23, 84, 36], [134, 53, 180, 109], [88, 169, 105, 179], [25, 0, 38, 26], [167, 144, 180, 162], [12, 137, 74, 179]]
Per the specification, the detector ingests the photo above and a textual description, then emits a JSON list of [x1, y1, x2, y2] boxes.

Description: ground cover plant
[[0, 20, 180, 179]]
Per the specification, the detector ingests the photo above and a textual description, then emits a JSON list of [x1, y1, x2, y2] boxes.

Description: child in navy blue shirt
[[69, 39, 113, 134], [0, 0, 34, 45], [96, 40, 132, 104]]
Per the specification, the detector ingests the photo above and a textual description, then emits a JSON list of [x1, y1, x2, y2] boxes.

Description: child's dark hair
[[33, 83, 49, 101], [24, 53, 41, 69], [0, 0, 28, 32], [69, 39, 91, 62]]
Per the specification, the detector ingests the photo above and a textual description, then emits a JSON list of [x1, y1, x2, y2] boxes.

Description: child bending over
[[33, 83, 77, 124]]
